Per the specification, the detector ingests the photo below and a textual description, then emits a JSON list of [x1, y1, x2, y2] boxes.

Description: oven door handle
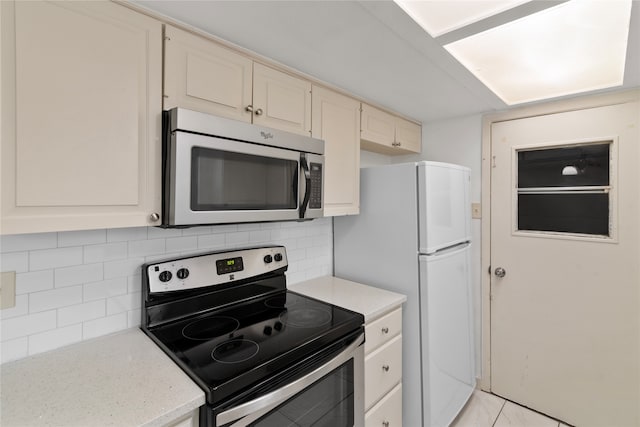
[[216, 332, 364, 426]]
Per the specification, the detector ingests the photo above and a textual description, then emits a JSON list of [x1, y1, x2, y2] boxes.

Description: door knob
[[494, 267, 506, 278]]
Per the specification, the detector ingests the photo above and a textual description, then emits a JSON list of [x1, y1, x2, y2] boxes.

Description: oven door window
[[191, 147, 298, 211], [220, 360, 354, 427], [252, 362, 354, 427]]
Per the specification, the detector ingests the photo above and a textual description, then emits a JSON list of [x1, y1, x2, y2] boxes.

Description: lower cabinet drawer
[[364, 334, 402, 410], [365, 308, 402, 354], [365, 383, 402, 427]]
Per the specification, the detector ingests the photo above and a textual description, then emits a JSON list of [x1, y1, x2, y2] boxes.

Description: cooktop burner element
[[212, 338, 259, 364], [182, 316, 240, 341], [279, 307, 332, 328], [140, 246, 364, 411]]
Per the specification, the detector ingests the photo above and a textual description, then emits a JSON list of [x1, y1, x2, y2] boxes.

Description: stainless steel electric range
[[141, 246, 365, 427]]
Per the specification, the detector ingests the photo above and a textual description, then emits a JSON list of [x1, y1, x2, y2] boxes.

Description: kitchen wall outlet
[[0, 271, 17, 309], [472, 202, 482, 219]]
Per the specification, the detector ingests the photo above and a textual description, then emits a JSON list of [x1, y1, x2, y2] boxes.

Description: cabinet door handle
[[245, 105, 254, 112], [255, 108, 263, 116], [150, 213, 160, 222], [381, 327, 389, 334], [382, 365, 390, 372], [383, 422, 390, 427]]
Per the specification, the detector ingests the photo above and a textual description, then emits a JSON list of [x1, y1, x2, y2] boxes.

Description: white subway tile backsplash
[[82, 313, 127, 340], [1, 337, 28, 363], [129, 239, 166, 258], [128, 309, 142, 328], [166, 236, 198, 254], [249, 230, 271, 243], [0, 251, 29, 273], [55, 263, 103, 288], [58, 229, 106, 247], [237, 223, 261, 232], [103, 258, 144, 279], [181, 226, 213, 236], [0, 232, 57, 253], [1, 310, 57, 341], [83, 278, 128, 302], [1, 295, 29, 319], [106, 292, 141, 316], [127, 275, 142, 294], [28, 324, 82, 356], [58, 300, 106, 327], [0, 218, 333, 363], [147, 227, 183, 239], [197, 234, 225, 249], [84, 242, 128, 264], [29, 247, 83, 271], [16, 270, 54, 294], [107, 227, 148, 242], [29, 286, 83, 313], [225, 231, 249, 246]]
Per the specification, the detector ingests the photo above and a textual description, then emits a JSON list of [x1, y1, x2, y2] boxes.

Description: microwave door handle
[[299, 154, 311, 219], [292, 163, 299, 207]]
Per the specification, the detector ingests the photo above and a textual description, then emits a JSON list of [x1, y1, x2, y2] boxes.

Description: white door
[[420, 245, 475, 427], [490, 101, 640, 427]]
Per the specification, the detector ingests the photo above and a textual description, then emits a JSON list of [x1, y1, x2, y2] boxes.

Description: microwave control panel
[[309, 163, 322, 209]]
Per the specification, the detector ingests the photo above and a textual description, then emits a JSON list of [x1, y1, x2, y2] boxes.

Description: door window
[[516, 142, 612, 237], [250, 361, 354, 427]]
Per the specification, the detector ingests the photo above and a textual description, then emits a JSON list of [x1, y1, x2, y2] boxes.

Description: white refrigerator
[[334, 161, 475, 427]]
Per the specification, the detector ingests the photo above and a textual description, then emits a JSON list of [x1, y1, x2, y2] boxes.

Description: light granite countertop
[[290, 275, 406, 322], [0, 328, 204, 427]]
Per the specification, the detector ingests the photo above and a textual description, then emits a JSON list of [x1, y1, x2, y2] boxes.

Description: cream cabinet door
[[395, 118, 421, 153], [361, 103, 395, 149], [164, 25, 253, 122], [311, 86, 360, 216], [252, 63, 311, 136], [1, 0, 162, 234], [361, 103, 421, 155]]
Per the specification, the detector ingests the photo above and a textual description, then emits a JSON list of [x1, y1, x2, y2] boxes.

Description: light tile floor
[[451, 390, 570, 427]]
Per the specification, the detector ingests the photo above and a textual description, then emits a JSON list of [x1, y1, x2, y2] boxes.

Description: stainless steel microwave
[[162, 108, 324, 227]]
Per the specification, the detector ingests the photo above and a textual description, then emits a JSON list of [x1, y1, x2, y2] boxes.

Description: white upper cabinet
[[164, 25, 253, 123], [164, 25, 311, 136], [252, 63, 311, 135], [312, 86, 361, 216], [1, 0, 163, 234], [361, 103, 422, 154]]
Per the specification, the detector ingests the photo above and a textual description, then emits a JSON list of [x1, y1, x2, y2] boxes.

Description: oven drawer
[[365, 382, 402, 427], [364, 308, 402, 354], [364, 334, 402, 411]]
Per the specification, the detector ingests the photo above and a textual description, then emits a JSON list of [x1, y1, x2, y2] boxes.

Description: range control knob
[[263, 255, 273, 264], [176, 268, 190, 280], [263, 326, 272, 335], [274, 253, 283, 262], [159, 271, 172, 283], [274, 321, 283, 331]]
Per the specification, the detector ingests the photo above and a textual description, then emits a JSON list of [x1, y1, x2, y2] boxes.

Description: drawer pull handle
[[383, 422, 390, 427], [381, 327, 389, 334], [382, 365, 390, 372]]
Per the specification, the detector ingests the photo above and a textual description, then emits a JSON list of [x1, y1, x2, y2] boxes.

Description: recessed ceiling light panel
[[393, 0, 529, 37], [443, 0, 632, 105]]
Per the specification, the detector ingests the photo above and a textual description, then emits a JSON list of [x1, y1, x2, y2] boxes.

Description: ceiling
[[133, 0, 640, 124]]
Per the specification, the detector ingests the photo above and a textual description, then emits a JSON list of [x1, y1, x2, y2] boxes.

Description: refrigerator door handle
[[424, 241, 471, 257]]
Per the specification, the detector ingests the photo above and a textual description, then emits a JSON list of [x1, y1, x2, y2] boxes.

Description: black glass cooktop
[[148, 290, 363, 404]]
